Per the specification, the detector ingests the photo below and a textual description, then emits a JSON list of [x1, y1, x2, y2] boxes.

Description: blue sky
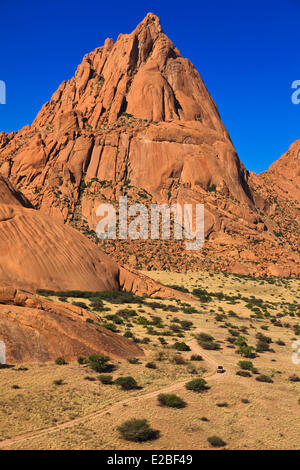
[[0, 0, 299, 173]]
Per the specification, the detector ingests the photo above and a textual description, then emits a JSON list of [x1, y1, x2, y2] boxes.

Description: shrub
[[127, 358, 140, 364], [187, 364, 198, 375], [237, 360, 257, 372], [216, 402, 228, 407], [145, 362, 157, 369], [98, 374, 113, 385], [117, 419, 159, 442], [174, 342, 191, 351], [72, 301, 88, 309], [185, 378, 208, 392], [236, 370, 252, 377], [124, 330, 134, 338], [53, 379, 64, 386], [173, 354, 186, 365], [256, 340, 270, 352], [207, 435, 226, 447], [88, 354, 110, 372], [115, 376, 138, 390], [77, 356, 87, 365], [289, 374, 300, 382], [55, 357, 67, 365], [196, 333, 220, 350], [157, 393, 186, 408], [241, 398, 250, 404], [256, 374, 273, 383], [190, 354, 203, 361]]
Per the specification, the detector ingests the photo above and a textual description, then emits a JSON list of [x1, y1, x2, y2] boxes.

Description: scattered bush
[[196, 333, 220, 350], [185, 378, 208, 392], [127, 358, 140, 364], [173, 354, 186, 365], [237, 360, 257, 372], [207, 435, 226, 447], [173, 342, 191, 351], [88, 354, 110, 373], [236, 370, 252, 377], [115, 376, 138, 390], [145, 362, 157, 369], [117, 419, 159, 442], [190, 354, 203, 361], [238, 360, 254, 371], [256, 374, 273, 383], [98, 374, 113, 385], [157, 393, 186, 408], [55, 357, 67, 365], [77, 356, 88, 365], [53, 379, 64, 386], [241, 398, 250, 404], [289, 374, 300, 383]]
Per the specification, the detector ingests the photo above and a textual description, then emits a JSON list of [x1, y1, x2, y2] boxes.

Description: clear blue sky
[[0, 0, 299, 173]]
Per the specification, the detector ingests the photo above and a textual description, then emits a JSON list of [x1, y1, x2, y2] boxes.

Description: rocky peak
[[33, 13, 227, 134]]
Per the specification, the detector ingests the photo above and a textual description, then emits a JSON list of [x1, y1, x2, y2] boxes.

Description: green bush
[[207, 435, 226, 447], [185, 378, 208, 392], [196, 333, 220, 350], [237, 360, 257, 372], [77, 356, 88, 365], [115, 376, 138, 390], [88, 354, 110, 372], [157, 393, 186, 408], [98, 374, 113, 385], [55, 357, 67, 365], [117, 419, 159, 442], [127, 358, 140, 364], [174, 342, 191, 351]]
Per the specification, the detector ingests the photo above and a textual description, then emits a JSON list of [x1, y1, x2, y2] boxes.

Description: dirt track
[[0, 330, 227, 449]]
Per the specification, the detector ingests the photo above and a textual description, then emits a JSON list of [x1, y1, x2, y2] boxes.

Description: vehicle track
[[0, 329, 226, 449]]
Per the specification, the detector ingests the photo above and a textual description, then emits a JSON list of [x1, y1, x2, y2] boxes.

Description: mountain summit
[[0, 14, 299, 276]]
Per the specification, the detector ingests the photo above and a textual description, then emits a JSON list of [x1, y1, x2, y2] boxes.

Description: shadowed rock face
[[0, 175, 120, 292], [0, 175, 192, 296], [0, 287, 143, 363], [0, 14, 299, 276]]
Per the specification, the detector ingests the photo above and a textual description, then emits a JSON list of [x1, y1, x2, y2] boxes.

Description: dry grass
[[1, 270, 299, 450]]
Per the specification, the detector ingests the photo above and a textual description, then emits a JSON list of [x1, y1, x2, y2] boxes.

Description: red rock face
[[0, 287, 143, 362], [0, 13, 299, 276]]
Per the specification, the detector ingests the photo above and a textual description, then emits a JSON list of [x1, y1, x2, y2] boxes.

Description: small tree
[[117, 419, 159, 442]]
